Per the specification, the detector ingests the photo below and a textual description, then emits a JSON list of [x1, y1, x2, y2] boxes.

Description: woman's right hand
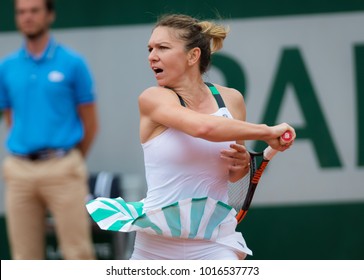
[[265, 123, 296, 151]]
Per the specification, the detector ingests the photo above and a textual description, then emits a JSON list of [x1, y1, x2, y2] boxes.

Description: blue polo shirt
[[0, 37, 96, 154]]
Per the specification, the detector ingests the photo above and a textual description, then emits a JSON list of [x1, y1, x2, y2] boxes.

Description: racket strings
[[227, 154, 259, 213], [227, 172, 250, 212]]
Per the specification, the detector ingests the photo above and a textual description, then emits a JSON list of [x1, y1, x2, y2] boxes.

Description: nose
[[148, 49, 158, 62]]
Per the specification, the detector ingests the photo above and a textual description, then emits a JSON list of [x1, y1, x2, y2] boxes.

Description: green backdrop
[[1, 0, 363, 260]]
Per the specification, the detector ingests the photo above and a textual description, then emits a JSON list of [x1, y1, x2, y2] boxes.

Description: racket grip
[[280, 130, 293, 145], [263, 146, 277, 160], [264, 131, 294, 160]]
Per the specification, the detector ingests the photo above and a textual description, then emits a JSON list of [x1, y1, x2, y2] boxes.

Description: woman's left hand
[[220, 143, 251, 183]]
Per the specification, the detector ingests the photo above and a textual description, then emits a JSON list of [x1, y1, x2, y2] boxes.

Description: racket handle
[[264, 130, 293, 160], [280, 130, 293, 144], [264, 146, 277, 160]]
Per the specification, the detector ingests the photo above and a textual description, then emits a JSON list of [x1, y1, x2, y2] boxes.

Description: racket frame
[[235, 146, 278, 223]]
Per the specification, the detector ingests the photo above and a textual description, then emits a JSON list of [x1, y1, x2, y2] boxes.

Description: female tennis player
[[86, 14, 295, 260]]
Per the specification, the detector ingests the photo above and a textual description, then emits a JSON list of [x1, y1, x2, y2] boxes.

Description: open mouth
[[152, 67, 163, 74]]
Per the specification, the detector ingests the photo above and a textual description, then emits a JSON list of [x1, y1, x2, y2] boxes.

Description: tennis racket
[[228, 131, 293, 223]]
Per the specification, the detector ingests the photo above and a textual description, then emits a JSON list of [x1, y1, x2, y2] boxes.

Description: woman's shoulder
[[209, 83, 246, 120], [210, 83, 245, 103], [139, 86, 181, 107], [140, 86, 173, 96]]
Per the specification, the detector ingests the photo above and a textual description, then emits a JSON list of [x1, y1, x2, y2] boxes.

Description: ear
[[187, 47, 201, 66]]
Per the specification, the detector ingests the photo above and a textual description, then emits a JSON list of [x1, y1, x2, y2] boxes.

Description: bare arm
[[3, 109, 12, 129], [77, 103, 99, 157], [139, 86, 295, 149]]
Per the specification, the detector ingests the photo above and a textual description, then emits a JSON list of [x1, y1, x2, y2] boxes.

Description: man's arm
[[2, 109, 12, 129], [77, 103, 99, 157]]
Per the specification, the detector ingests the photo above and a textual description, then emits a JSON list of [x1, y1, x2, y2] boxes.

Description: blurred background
[[0, 0, 363, 259]]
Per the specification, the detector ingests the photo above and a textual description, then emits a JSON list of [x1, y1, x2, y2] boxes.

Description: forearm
[[77, 103, 99, 157], [189, 114, 273, 142], [3, 109, 12, 129], [77, 128, 97, 157]]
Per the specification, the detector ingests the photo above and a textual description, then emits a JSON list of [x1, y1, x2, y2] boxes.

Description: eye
[[148, 47, 153, 53]]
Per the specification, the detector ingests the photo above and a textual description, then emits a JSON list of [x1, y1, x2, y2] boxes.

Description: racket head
[[228, 150, 265, 223], [229, 131, 293, 223]]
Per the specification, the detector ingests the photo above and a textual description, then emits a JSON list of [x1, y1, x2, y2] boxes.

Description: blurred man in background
[[0, 0, 98, 259]]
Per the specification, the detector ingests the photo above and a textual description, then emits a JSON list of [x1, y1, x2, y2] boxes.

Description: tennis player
[[87, 14, 295, 260]]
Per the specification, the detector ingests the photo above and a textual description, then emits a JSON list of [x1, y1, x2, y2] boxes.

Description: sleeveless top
[[142, 82, 235, 211], [86, 83, 253, 256]]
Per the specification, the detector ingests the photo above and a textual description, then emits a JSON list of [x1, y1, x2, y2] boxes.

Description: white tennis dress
[[86, 107, 252, 259]]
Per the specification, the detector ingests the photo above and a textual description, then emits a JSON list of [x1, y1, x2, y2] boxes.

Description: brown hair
[[154, 14, 229, 74], [14, 0, 55, 12]]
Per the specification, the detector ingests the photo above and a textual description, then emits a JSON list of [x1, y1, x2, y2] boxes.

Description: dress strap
[[176, 93, 186, 107], [204, 82, 226, 109], [167, 82, 226, 108]]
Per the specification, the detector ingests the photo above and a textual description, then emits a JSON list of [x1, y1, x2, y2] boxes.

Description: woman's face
[[148, 26, 190, 87]]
